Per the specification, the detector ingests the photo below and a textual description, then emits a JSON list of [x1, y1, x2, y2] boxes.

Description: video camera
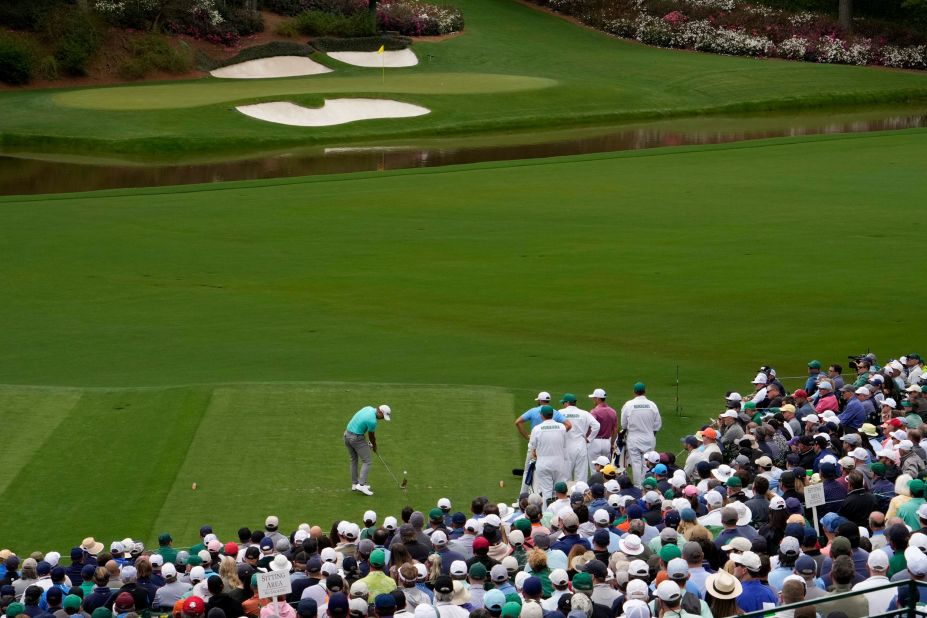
[[848, 351, 876, 370]]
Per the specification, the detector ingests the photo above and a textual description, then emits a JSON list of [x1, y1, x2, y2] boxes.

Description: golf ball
[[404, 470, 408, 474]]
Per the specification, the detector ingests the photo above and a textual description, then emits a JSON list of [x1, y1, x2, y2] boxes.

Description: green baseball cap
[[429, 508, 443, 520], [642, 477, 658, 489], [469, 563, 487, 579], [633, 382, 646, 394], [560, 393, 577, 404], [186, 555, 202, 566], [554, 481, 568, 494], [660, 544, 682, 562], [540, 405, 555, 416], [63, 596, 82, 611], [870, 462, 886, 476], [158, 533, 172, 545], [909, 479, 925, 494], [726, 476, 742, 488], [514, 518, 531, 534], [808, 360, 821, 369], [663, 489, 674, 499], [571, 572, 593, 591], [501, 601, 521, 618], [504, 594, 522, 605], [904, 400, 914, 407], [91, 609, 112, 618], [370, 548, 386, 567], [7, 603, 25, 618], [743, 401, 757, 410]]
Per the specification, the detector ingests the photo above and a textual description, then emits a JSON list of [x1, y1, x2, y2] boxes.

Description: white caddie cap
[[379, 404, 391, 420], [363, 510, 377, 524], [536, 392, 551, 402], [588, 388, 607, 399]]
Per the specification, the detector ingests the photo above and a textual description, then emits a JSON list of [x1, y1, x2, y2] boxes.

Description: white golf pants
[[566, 445, 590, 482], [589, 438, 611, 462]]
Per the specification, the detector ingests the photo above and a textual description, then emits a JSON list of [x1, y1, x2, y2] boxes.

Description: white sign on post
[[804, 483, 825, 508], [257, 570, 293, 599]]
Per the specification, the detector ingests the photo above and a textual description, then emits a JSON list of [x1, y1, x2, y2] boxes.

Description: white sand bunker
[[210, 56, 333, 79], [236, 99, 430, 127], [327, 49, 418, 68]]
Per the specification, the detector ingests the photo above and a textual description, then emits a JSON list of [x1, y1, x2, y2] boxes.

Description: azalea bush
[[535, 0, 927, 69], [377, 0, 464, 35]]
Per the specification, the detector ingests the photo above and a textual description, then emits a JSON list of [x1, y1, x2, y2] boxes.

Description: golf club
[[375, 450, 408, 488]]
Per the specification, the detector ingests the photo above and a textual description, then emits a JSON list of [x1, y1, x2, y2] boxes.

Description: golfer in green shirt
[[345, 404, 391, 496]]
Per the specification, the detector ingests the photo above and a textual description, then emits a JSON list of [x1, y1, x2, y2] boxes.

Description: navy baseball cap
[[200, 525, 213, 536], [681, 436, 700, 448], [626, 505, 643, 520], [46, 588, 63, 604], [36, 562, 51, 576], [81, 564, 96, 579], [795, 555, 816, 575], [328, 593, 349, 618], [374, 594, 397, 612], [522, 576, 543, 596], [592, 529, 610, 547], [51, 566, 65, 580], [70, 548, 84, 561], [297, 599, 318, 618], [259, 537, 274, 550], [307, 556, 322, 572], [451, 512, 466, 525]]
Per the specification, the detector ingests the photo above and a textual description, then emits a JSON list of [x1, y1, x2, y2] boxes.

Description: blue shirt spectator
[[838, 397, 867, 430]]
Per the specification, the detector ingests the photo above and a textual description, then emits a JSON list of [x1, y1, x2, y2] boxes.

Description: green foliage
[[44, 7, 102, 77], [0, 35, 35, 85], [0, 0, 59, 32], [279, 9, 377, 36], [118, 34, 192, 81], [197, 41, 317, 71], [224, 8, 266, 35], [311, 34, 411, 51]]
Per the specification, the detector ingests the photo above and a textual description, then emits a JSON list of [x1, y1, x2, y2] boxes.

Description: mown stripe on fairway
[[0, 387, 211, 554], [0, 387, 82, 496], [150, 383, 519, 547], [52, 73, 558, 111]]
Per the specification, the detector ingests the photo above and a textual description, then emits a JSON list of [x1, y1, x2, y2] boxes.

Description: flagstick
[[381, 55, 385, 84]]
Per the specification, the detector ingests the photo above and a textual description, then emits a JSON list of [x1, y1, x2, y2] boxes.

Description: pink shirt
[[261, 600, 296, 618], [590, 404, 618, 439], [815, 394, 839, 413]]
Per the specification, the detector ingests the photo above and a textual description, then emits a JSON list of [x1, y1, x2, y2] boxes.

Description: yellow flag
[[377, 45, 385, 54]]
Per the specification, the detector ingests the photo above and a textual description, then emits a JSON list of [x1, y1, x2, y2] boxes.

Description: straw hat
[[705, 570, 742, 600]]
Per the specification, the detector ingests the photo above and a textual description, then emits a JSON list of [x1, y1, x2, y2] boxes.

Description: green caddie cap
[[540, 405, 555, 416], [633, 382, 646, 394], [560, 394, 577, 404]]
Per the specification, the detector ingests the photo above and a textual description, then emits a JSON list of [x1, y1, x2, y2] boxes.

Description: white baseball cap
[[720, 410, 738, 419], [627, 559, 649, 577], [644, 451, 660, 464], [868, 549, 889, 571], [378, 404, 392, 420], [265, 515, 279, 528], [149, 554, 164, 567], [465, 519, 481, 533], [437, 498, 451, 510], [593, 456, 610, 467], [536, 392, 551, 402], [899, 440, 915, 450], [725, 392, 742, 402], [449, 560, 467, 577], [593, 509, 610, 525], [655, 581, 681, 603], [321, 547, 338, 563], [383, 516, 398, 531], [851, 447, 869, 460], [804, 414, 819, 423], [550, 569, 569, 586], [752, 373, 768, 385], [855, 387, 870, 396], [732, 551, 762, 571], [883, 398, 898, 408], [893, 430, 908, 441], [161, 563, 177, 578], [625, 582, 649, 602], [190, 566, 206, 582], [432, 531, 448, 546], [588, 388, 607, 399], [363, 510, 377, 524]]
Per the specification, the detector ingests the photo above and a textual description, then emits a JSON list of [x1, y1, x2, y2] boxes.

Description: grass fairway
[[1, 0, 927, 154], [0, 382, 518, 554], [2, 130, 926, 553]]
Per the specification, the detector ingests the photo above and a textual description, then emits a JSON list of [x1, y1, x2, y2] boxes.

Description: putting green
[[0, 382, 518, 554], [53, 73, 558, 111]]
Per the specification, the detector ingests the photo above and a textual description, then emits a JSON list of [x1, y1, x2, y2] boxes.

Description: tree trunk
[[838, 0, 853, 32]]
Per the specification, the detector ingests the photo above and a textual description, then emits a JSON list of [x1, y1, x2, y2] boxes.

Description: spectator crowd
[[3, 353, 927, 618]]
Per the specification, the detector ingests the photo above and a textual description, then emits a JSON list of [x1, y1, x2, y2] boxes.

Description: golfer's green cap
[[660, 544, 682, 562], [910, 479, 925, 493], [429, 508, 443, 520], [63, 595, 82, 611], [571, 572, 593, 591], [726, 476, 742, 488], [560, 393, 577, 404], [514, 518, 531, 534], [7, 603, 25, 618], [870, 462, 886, 476], [554, 481, 568, 494], [633, 382, 646, 394], [469, 563, 487, 579], [370, 548, 386, 567], [743, 401, 757, 410], [91, 609, 112, 618], [808, 360, 821, 369], [540, 405, 555, 415]]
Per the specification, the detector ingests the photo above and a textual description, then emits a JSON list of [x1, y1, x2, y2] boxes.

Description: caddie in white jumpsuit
[[528, 405, 568, 500], [558, 393, 600, 482], [620, 382, 662, 486]]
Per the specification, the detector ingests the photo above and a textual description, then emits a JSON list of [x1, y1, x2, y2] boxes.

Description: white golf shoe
[[351, 484, 358, 492], [357, 485, 374, 496]]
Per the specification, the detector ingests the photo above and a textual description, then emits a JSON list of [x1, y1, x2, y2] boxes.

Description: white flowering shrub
[[603, 18, 636, 37], [634, 15, 674, 46], [682, 0, 735, 10], [787, 11, 815, 26], [777, 36, 808, 60], [880, 45, 927, 69], [846, 40, 872, 66], [816, 35, 849, 64]]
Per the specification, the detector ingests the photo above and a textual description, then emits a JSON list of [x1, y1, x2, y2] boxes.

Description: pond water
[[1, 106, 924, 196]]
